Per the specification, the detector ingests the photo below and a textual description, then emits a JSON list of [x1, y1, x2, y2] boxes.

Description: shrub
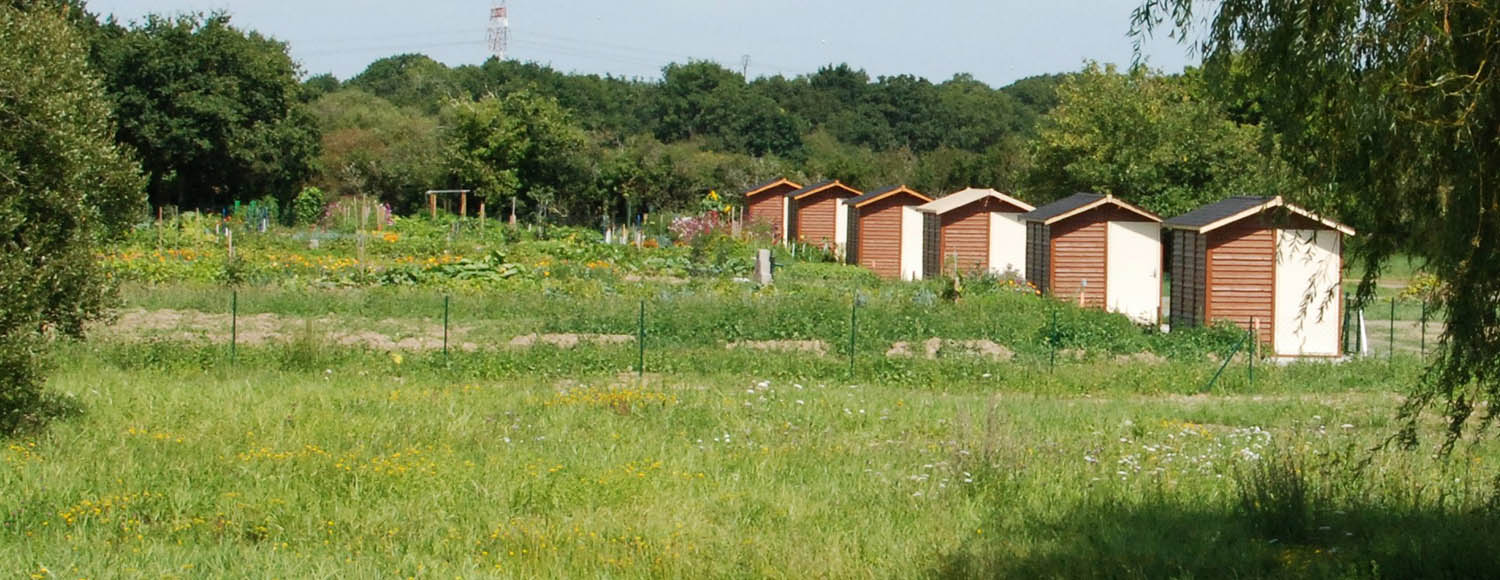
[[293, 186, 326, 226]]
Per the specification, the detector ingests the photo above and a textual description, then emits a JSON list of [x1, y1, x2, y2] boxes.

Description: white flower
[[795, 400, 805, 405]]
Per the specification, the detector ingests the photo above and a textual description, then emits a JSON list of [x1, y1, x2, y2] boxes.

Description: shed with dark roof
[[915, 188, 1035, 279], [1021, 193, 1163, 324], [741, 178, 801, 242], [785, 180, 861, 254], [845, 185, 933, 280], [1164, 196, 1354, 357]]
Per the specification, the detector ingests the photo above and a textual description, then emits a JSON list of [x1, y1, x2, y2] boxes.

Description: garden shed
[[741, 177, 801, 241], [1021, 193, 1163, 324], [845, 185, 934, 280], [785, 180, 862, 253], [915, 188, 1035, 279], [1163, 196, 1354, 357]]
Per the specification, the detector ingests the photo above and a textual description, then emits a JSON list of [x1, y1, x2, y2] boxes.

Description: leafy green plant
[[293, 186, 326, 226]]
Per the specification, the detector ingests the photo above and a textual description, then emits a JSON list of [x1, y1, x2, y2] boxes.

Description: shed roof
[[742, 177, 802, 198], [917, 188, 1035, 214], [847, 185, 933, 208], [1019, 193, 1160, 224], [1163, 195, 1355, 235], [785, 180, 860, 200]]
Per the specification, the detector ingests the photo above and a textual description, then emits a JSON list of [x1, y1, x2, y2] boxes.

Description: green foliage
[[292, 187, 325, 226], [441, 90, 594, 223], [308, 89, 442, 211], [91, 12, 318, 208], [0, 4, 145, 433], [1133, 0, 1500, 447], [1027, 62, 1290, 217]]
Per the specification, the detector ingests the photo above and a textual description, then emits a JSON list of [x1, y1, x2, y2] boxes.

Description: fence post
[[230, 289, 237, 365], [1202, 332, 1248, 393], [1049, 309, 1058, 373], [848, 292, 858, 379], [443, 294, 450, 361], [1389, 297, 1396, 360], [1420, 299, 1428, 360], [1248, 317, 1256, 385], [1342, 295, 1351, 355], [637, 300, 646, 379]]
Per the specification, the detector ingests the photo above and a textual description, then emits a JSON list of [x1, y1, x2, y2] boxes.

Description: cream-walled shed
[[916, 188, 1034, 279], [1164, 196, 1354, 357]]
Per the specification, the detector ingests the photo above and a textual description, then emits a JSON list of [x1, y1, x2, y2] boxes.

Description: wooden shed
[[1163, 196, 1354, 357], [785, 180, 862, 254], [915, 188, 1035, 279], [1021, 193, 1163, 324], [741, 177, 801, 242], [845, 185, 934, 280]]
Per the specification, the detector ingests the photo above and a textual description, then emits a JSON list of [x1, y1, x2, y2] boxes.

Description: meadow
[[5, 212, 1492, 578]]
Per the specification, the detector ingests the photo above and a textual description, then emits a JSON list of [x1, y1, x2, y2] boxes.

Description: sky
[[84, 0, 1200, 87]]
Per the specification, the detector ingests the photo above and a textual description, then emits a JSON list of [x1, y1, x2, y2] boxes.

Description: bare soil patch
[[886, 338, 1014, 361], [726, 340, 829, 356]]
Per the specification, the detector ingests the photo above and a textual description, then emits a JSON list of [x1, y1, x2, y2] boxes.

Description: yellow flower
[[707, 190, 719, 201], [389, 353, 403, 365]]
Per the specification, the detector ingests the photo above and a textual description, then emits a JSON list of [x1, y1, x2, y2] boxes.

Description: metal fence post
[[1202, 332, 1248, 393], [1389, 297, 1396, 360], [1248, 317, 1256, 385], [230, 289, 237, 365], [848, 292, 858, 379], [443, 294, 450, 361], [1420, 299, 1428, 360], [637, 299, 646, 379]]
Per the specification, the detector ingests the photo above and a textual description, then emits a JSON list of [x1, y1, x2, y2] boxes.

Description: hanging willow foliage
[[1133, 1, 1500, 451]]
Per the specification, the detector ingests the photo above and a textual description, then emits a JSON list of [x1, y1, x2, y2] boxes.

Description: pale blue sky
[[85, 0, 1198, 86]]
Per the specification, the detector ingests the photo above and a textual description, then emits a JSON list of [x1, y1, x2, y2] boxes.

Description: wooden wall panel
[[744, 184, 795, 241], [939, 199, 991, 275], [1050, 215, 1107, 308], [796, 191, 842, 248], [1170, 230, 1209, 328], [858, 197, 906, 279], [921, 212, 940, 279], [1207, 221, 1275, 345], [1026, 223, 1049, 293]]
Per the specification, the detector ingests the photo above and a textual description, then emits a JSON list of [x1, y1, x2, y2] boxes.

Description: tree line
[[22, 1, 1290, 226]]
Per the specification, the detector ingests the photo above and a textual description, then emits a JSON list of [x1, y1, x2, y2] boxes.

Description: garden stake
[[637, 300, 646, 379], [1202, 331, 1247, 393], [230, 290, 237, 365], [848, 293, 858, 379], [443, 295, 450, 361], [1389, 297, 1396, 360]]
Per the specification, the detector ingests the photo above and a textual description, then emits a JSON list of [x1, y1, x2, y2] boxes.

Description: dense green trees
[[91, 12, 317, 208], [0, 3, 145, 432], [1135, 0, 1500, 446], [1026, 63, 1286, 216], [308, 90, 441, 210], [442, 91, 596, 222]]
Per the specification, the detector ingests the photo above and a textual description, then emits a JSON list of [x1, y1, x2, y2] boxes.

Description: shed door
[[990, 212, 1027, 278], [1206, 221, 1275, 345], [1274, 229, 1342, 356], [1105, 221, 1161, 324]]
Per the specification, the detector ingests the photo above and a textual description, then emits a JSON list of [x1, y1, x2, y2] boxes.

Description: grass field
[[5, 342, 1497, 578], [6, 218, 1484, 577]]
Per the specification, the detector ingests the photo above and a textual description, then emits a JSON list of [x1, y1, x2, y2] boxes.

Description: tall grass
[[2, 346, 1496, 577]]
